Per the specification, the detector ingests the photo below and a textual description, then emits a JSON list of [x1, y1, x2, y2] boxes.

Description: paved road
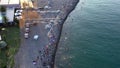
[[14, 22, 50, 68]]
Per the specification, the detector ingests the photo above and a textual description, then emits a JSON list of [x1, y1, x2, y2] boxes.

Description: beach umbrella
[[0, 41, 7, 48]]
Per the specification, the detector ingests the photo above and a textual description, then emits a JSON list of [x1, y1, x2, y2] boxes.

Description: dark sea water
[[55, 0, 120, 68]]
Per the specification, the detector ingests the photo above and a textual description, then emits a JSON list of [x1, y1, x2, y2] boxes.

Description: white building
[[0, 0, 20, 23]]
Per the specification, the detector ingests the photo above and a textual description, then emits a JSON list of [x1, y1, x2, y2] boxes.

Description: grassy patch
[[0, 26, 20, 68]]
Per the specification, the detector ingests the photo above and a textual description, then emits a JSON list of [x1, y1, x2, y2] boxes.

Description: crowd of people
[[32, 21, 57, 68]]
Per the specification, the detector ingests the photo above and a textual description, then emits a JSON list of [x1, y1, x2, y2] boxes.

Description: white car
[[33, 35, 39, 40], [16, 10, 23, 13], [24, 33, 29, 39], [25, 27, 30, 33], [14, 13, 22, 16], [15, 16, 22, 20]]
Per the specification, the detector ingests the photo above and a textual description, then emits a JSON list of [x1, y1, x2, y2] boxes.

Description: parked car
[[15, 16, 22, 20], [14, 12, 22, 16], [16, 10, 23, 13], [24, 33, 29, 39], [26, 23, 30, 27], [33, 35, 39, 40], [25, 27, 30, 33]]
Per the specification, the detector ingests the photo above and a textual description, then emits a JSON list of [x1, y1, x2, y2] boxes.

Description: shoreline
[[14, 0, 80, 68], [52, 0, 79, 68]]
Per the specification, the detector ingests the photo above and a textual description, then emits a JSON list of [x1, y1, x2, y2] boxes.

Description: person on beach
[[39, 50, 41, 54], [47, 31, 53, 38], [33, 56, 39, 65], [41, 53, 43, 57], [43, 61, 47, 66], [33, 61, 37, 65], [48, 42, 52, 45], [45, 23, 51, 30], [43, 51, 46, 57], [46, 45, 49, 49], [36, 56, 39, 61], [45, 46, 49, 55], [49, 35, 56, 45], [40, 57, 43, 61]]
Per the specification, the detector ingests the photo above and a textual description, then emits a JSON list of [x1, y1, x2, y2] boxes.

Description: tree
[[0, 6, 6, 12], [2, 16, 8, 25], [13, 18, 19, 26]]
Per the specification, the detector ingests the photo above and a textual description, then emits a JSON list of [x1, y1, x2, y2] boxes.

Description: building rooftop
[[6, 8, 14, 22], [0, 7, 15, 23], [0, 0, 19, 5]]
